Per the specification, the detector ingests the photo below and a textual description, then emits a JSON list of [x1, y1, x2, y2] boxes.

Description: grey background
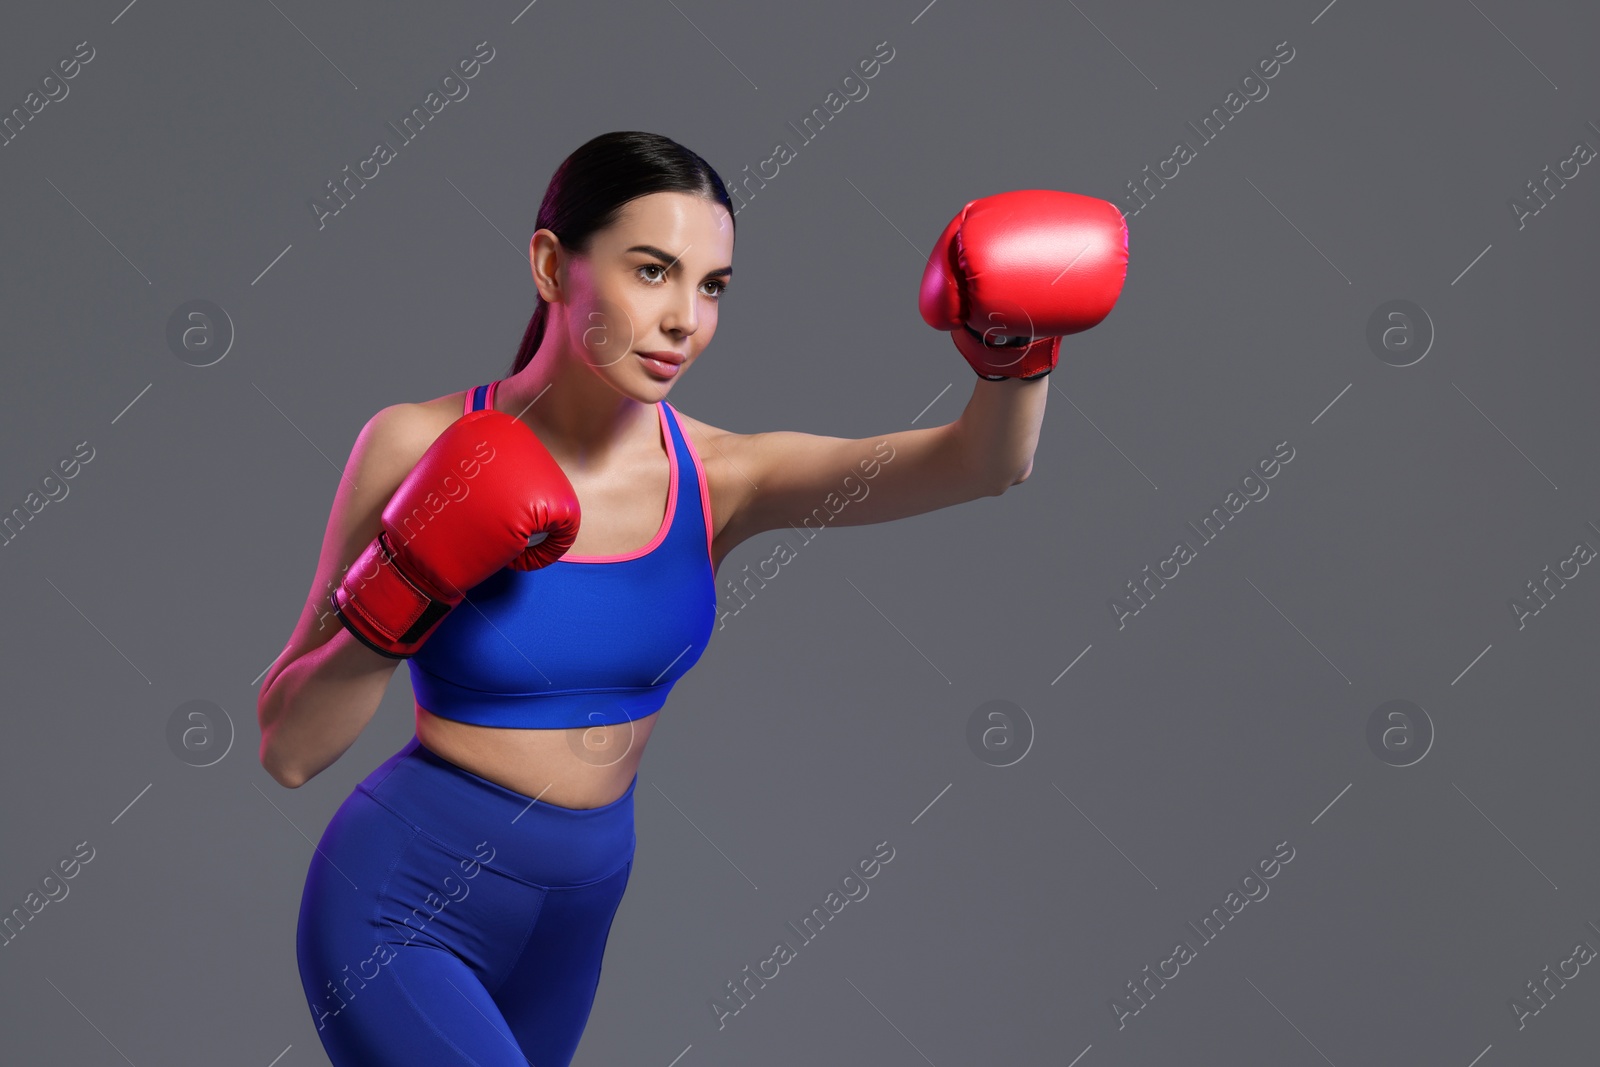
[[2, 0, 1596, 1064]]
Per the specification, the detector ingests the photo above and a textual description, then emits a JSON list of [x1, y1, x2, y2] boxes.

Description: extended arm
[[696, 186, 1124, 557], [710, 374, 1044, 546]]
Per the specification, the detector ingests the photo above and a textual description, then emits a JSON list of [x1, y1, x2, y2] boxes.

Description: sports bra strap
[[464, 380, 497, 416]]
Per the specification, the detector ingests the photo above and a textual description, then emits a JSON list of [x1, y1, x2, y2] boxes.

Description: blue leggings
[[296, 736, 636, 1066]]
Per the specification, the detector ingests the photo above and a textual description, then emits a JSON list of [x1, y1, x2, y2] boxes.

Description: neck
[[496, 331, 656, 468]]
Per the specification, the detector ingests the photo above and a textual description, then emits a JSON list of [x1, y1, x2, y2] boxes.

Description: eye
[[636, 263, 727, 299]]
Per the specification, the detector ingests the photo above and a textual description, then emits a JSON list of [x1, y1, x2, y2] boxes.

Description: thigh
[[495, 857, 636, 1066], [308, 941, 537, 1067], [297, 789, 544, 1066]]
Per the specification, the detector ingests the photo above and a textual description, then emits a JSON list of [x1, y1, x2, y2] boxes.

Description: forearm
[[953, 375, 1049, 489], [257, 627, 401, 787]]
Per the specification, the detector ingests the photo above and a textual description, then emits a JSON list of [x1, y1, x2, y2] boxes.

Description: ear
[[529, 229, 564, 304]]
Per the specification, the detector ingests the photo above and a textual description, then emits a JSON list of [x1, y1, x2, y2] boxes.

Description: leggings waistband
[[356, 737, 637, 889]]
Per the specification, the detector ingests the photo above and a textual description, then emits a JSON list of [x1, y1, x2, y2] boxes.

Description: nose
[[660, 278, 700, 338]]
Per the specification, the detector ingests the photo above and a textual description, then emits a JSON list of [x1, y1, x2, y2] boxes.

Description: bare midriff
[[413, 703, 659, 810]]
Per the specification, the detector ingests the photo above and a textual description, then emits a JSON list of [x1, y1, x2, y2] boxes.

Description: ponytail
[[509, 299, 549, 376]]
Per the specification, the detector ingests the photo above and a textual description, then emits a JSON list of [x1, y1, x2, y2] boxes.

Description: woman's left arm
[[707, 374, 1047, 546], [705, 186, 1125, 547]]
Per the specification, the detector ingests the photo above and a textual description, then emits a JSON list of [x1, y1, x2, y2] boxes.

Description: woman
[[259, 130, 1126, 1065]]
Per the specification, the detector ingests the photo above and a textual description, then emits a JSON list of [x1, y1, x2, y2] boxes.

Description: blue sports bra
[[407, 380, 718, 729]]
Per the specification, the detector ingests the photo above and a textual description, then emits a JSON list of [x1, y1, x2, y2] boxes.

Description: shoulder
[[666, 406, 742, 452], [347, 389, 470, 484], [665, 405, 759, 483], [663, 405, 763, 543]]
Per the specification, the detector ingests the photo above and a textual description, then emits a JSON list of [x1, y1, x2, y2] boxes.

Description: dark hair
[[508, 131, 735, 375]]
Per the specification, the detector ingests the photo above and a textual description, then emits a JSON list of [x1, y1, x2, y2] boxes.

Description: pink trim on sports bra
[[564, 409, 676, 563], [465, 378, 679, 564], [665, 400, 717, 565]]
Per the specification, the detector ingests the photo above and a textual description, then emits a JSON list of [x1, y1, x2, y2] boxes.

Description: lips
[[638, 350, 686, 365]]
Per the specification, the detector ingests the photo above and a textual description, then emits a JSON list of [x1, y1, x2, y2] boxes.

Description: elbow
[[259, 733, 309, 789], [986, 458, 1033, 496], [276, 766, 309, 789], [258, 679, 314, 788], [262, 753, 308, 790]]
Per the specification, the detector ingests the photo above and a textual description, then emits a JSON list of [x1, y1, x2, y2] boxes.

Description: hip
[[339, 735, 638, 890]]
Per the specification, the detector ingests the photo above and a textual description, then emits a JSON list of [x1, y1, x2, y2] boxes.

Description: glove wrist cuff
[[953, 325, 1060, 381], [329, 532, 456, 658]]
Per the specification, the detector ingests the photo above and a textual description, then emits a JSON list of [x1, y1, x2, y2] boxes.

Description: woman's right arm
[[256, 402, 437, 788]]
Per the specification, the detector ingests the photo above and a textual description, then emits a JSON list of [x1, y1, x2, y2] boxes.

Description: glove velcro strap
[[330, 532, 454, 657], [955, 324, 1059, 381], [974, 368, 1054, 382]]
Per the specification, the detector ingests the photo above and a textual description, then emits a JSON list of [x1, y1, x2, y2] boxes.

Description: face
[[529, 191, 734, 398]]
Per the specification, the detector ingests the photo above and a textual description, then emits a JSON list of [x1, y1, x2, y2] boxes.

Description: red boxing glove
[[918, 189, 1129, 381], [330, 409, 581, 658]]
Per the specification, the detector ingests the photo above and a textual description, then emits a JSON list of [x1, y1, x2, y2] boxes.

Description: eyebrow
[[627, 244, 733, 280]]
